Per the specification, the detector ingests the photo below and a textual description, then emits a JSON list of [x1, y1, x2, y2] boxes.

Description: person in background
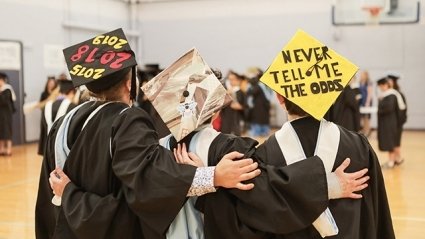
[[377, 77, 403, 169], [39, 76, 57, 102], [0, 72, 16, 156], [136, 64, 171, 138], [220, 70, 246, 136], [359, 70, 373, 136], [37, 79, 77, 155], [387, 73, 407, 165], [327, 76, 361, 132], [245, 67, 272, 137]]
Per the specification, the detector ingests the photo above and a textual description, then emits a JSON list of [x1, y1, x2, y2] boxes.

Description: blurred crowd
[[0, 66, 407, 169]]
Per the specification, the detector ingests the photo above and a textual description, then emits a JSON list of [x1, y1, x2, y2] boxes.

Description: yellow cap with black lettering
[[260, 29, 358, 119]]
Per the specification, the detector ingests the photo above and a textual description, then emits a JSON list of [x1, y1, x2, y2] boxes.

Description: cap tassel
[[130, 66, 137, 101]]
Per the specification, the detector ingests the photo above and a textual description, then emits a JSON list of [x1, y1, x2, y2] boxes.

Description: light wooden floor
[[0, 131, 424, 239]]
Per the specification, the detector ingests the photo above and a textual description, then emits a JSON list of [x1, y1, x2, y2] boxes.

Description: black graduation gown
[[38, 99, 76, 155], [202, 117, 395, 239], [199, 132, 330, 239], [35, 102, 197, 239], [246, 83, 270, 125], [328, 87, 360, 132], [395, 90, 407, 146], [0, 89, 14, 140], [221, 90, 245, 135], [377, 94, 399, 151]]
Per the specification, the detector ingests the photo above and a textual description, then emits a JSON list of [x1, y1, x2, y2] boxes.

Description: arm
[[201, 134, 368, 235], [111, 108, 259, 235]]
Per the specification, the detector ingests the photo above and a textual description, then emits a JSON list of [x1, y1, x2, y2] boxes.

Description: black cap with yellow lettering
[[63, 28, 138, 98]]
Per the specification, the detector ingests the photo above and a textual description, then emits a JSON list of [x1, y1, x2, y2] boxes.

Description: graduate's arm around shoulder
[[110, 106, 196, 235], [190, 133, 369, 235], [110, 107, 260, 235]]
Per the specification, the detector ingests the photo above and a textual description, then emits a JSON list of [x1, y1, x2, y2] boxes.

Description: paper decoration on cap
[[141, 48, 232, 141], [63, 28, 137, 87], [260, 30, 358, 120]]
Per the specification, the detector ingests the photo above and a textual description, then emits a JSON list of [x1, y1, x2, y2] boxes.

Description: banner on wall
[[0, 42, 21, 70], [44, 44, 67, 69]]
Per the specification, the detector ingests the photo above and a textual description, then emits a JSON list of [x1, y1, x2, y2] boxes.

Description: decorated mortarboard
[[141, 48, 233, 142], [260, 29, 359, 120], [57, 79, 75, 94], [63, 28, 137, 95]]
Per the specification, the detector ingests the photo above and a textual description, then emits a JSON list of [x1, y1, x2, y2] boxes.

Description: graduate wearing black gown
[[0, 72, 16, 156], [327, 85, 361, 132], [36, 29, 261, 239], [387, 74, 407, 165], [201, 96, 394, 239], [38, 80, 77, 155]]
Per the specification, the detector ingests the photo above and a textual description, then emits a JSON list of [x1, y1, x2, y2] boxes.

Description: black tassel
[[130, 66, 137, 101]]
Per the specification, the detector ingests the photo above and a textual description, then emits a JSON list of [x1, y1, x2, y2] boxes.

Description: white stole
[[379, 88, 406, 110], [162, 125, 220, 239], [44, 98, 72, 134], [275, 119, 340, 238]]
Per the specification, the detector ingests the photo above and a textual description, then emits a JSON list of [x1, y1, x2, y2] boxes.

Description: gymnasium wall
[[137, 0, 425, 130]]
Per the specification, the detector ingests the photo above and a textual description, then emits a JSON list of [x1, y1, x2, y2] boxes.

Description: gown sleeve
[[110, 107, 197, 236], [61, 183, 128, 238], [35, 120, 62, 238], [202, 134, 329, 236], [360, 136, 396, 239]]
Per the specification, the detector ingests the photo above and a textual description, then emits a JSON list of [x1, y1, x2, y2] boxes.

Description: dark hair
[[392, 80, 400, 91], [44, 77, 57, 93], [0, 72, 8, 81], [228, 70, 243, 81], [88, 70, 131, 101], [86, 67, 131, 94], [284, 98, 308, 117]]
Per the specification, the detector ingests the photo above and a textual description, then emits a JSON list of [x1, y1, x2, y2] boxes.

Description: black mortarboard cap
[[377, 77, 388, 85], [387, 74, 400, 81], [63, 28, 137, 95], [58, 79, 75, 94], [0, 72, 8, 81]]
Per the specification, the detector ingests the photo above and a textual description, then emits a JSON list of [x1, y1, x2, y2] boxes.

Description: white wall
[[137, 0, 425, 129]]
